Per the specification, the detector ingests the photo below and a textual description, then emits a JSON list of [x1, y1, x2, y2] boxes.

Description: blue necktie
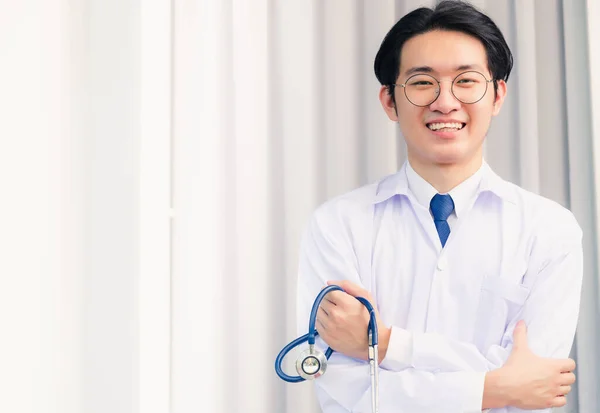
[[430, 193, 455, 247]]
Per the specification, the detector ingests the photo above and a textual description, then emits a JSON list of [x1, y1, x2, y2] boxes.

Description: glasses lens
[[404, 74, 439, 106], [452, 71, 488, 104]]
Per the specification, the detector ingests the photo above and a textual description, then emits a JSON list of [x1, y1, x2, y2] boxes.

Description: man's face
[[379, 30, 507, 168]]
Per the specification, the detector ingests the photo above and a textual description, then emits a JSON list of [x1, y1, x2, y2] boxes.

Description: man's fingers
[[324, 288, 366, 309], [561, 358, 576, 372], [320, 299, 333, 315], [339, 281, 366, 297], [555, 358, 576, 373], [324, 290, 347, 306], [551, 396, 567, 408], [558, 385, 572, 396], [559, 372, 576, 385], [316, 307, 329, 331], [321, 285, 338, 305], [512, 320, 528, 351]]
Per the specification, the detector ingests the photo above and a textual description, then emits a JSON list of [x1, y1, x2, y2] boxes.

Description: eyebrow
[[404, 64, 483, 76]]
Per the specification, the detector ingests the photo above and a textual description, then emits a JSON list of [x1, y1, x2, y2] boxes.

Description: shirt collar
[[373, 159, 518, 206], [405, 161, 438, 211], [406, 160, 483, 218], [478, 161, 518, 204]]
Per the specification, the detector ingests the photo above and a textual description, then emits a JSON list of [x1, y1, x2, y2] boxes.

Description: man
[[296, 1, 582, 412]]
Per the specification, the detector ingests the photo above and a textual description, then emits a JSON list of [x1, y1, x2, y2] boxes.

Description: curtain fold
[[561, 0, 600, 411]]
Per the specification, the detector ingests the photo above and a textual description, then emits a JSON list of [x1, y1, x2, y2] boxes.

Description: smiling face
[[379, 29, 507, 171]]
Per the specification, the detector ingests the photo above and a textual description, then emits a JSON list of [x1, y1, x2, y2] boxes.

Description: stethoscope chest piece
[[296, 346, 327, 380]]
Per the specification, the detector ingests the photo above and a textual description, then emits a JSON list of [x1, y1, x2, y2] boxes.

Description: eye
[[454, 73, 486, 86], [409, 80, 434, 86]]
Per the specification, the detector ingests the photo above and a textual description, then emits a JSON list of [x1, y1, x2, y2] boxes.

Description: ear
[[492, 80, 507, 116], [379, 85, 399, 122]]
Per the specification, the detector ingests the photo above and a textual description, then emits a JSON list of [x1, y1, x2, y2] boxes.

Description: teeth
[[427, 122, 464, 131]]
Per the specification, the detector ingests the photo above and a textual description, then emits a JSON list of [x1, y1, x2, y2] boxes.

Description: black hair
[[374, 0, 513, 102]]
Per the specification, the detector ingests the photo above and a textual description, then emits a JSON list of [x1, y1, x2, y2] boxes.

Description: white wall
[[0, 1, 140, 412]]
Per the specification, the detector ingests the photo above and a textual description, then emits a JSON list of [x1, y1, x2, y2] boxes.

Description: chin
[[422, 148, 474, 167], [428, 144, 468, 161], [407, 136, 482, 166]]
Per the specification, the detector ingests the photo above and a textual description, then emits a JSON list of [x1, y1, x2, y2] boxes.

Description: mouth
[[426, 122, 467, 132]]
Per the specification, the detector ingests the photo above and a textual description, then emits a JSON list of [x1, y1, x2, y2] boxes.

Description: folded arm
[[297, 211, 488, 412], [296, 208, 582, 412]]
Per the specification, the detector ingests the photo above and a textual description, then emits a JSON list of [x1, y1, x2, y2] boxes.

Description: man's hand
[[315, 280, 391, 362], [483, 320, 576, 410]]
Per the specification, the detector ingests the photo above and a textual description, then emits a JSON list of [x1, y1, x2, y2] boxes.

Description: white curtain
[[1, 1, 141, 413], [177, 1, 600, 413]]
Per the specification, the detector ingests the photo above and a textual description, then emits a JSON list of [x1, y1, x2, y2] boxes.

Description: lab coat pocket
[[480, 276, 529, 305], [474, 276, 530, 349]]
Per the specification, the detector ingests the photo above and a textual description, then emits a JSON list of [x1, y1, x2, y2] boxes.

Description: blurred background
[[1, 0, 599, 412]]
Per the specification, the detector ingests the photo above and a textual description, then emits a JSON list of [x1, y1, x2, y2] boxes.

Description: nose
[[428, 81, 461, 114]]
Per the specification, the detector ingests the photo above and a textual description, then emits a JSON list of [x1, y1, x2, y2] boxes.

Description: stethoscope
[[275, 285, 380, 413]]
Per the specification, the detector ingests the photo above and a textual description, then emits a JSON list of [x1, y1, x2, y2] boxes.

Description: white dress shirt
[[296, 160, 583, 413], [405, 160, 483, 231]]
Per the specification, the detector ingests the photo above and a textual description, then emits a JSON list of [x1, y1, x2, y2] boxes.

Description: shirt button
[[437, 255, 448, 271]]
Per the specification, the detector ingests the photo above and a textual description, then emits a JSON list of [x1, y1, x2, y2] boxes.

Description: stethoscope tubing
[[275, 284, 378, 383]]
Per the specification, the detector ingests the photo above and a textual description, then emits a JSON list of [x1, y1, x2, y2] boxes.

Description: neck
[[408, 154, 483, 194]]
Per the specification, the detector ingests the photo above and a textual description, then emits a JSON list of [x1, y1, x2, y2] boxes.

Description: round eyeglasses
[[391, 71, 494, 107]]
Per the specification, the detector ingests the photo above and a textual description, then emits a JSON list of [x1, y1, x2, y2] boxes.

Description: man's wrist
[[482, 369, 511, 410]]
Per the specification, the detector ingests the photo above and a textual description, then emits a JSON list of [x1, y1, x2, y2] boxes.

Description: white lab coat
[[296, 161, 583, 413]]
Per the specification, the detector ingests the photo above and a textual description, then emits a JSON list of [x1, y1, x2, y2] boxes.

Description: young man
[[296, 1, 582, 412]]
